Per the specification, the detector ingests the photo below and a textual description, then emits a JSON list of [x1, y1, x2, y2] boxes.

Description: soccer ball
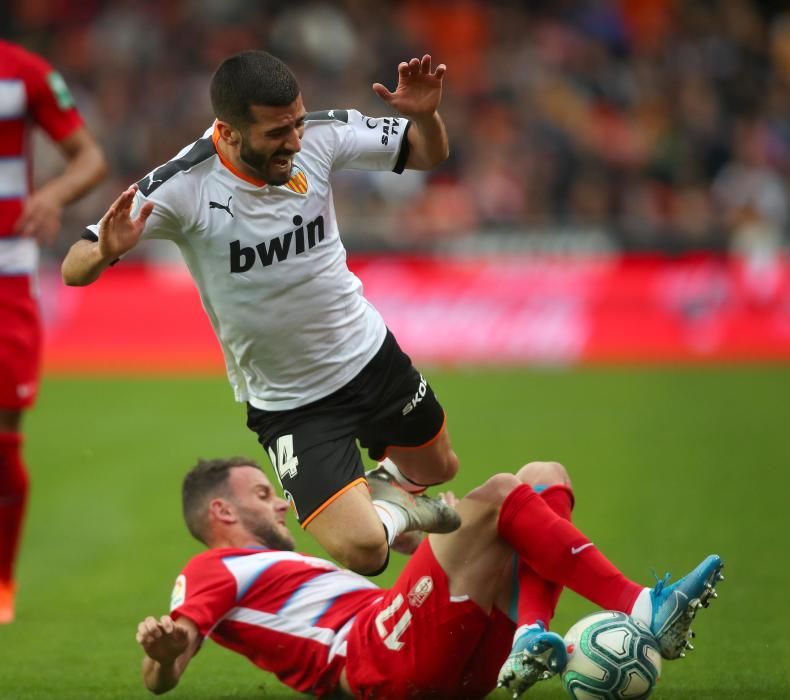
[[561, 611, 662, 699]]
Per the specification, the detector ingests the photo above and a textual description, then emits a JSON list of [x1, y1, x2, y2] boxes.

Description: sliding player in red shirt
[[136, 457, 722, 698], [0, 40, 106, 622]]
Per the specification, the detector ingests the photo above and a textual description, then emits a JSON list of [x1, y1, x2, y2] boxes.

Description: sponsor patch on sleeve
[[170, 574, 186, 611], [47, 71, 75, 110]]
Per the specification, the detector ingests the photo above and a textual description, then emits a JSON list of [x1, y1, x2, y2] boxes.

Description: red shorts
[[0, 276, 41, 410], [345, 540, 515, 699]]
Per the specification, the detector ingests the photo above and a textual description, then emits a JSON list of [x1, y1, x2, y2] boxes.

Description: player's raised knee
[[516, 461, 571, 488], [465, 472, 521, 505], [438, 448, 460, 482]]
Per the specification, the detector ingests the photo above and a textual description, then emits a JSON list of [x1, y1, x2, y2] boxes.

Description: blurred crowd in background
[[4, 0, 790, 257]]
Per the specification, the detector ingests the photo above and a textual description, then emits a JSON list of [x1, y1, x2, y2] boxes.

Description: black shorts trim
[[246, 330, 445, 523]]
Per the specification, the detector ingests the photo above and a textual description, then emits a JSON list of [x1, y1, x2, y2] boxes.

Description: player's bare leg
[[514, 460, 572, 491], [305, 477, 460, 574], [430, 463, 570, 608], [376, 426, 459, 493], [304, 482, 391, 575], [429, 473, 521, 607]]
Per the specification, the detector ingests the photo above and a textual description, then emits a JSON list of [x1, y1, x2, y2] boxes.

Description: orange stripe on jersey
[[300, 477, 367, 529], [212, 123, 267, 187]]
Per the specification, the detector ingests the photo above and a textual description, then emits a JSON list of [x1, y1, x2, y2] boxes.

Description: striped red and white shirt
[[0, 40, 83, 276], [169, 547, 382, 696]]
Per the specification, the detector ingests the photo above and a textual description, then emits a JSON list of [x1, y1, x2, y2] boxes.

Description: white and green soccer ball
[[561, 611, 662, 699]]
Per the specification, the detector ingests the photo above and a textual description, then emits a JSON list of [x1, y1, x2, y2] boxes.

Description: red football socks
[[499, 483, 641, 615], [515, 484, 574, 629], [0, 433, 29, 587]]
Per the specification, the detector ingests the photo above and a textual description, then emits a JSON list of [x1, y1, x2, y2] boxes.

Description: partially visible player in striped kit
[[0, 40, 106, 623], [136, 457, 722, 698]]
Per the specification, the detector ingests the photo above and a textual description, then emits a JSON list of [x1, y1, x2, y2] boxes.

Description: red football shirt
[[170, 547, 383, 696], [0, 40, 83, 273]]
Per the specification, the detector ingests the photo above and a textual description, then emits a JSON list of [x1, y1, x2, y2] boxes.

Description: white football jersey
[[86, 110, 411, 409]]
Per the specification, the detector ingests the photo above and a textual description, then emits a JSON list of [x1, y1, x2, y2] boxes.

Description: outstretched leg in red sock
[[515, 484, 575, 629], [499, 483, 642, 615]]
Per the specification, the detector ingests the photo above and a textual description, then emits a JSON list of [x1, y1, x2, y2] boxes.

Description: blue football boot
[[649, 554, 724, 659], [496, 621, 568, 698]]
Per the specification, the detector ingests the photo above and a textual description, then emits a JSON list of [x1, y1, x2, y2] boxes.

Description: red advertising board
[[41, 254, 790, 374]]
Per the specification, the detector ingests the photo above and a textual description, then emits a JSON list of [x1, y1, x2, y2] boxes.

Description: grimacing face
[[227, 466, 295, 551], [237, 95, 306, 186]]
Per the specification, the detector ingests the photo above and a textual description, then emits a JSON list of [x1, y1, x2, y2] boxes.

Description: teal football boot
[[496, 621, 568, 698], [649, 554, 724, 659]]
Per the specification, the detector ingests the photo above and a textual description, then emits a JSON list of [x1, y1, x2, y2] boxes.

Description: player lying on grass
[[136, 458, 723, 698]]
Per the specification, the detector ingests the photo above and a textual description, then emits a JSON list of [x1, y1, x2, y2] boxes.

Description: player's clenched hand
[[136, 615, 189, 664], [372, 54, 446, 119], [98, 184, 153, 261]]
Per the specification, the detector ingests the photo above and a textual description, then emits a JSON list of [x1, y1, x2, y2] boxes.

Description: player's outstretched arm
[[372, 54, 449, 170], [61, 184, 153, 286], [136, 614, 199, 695]]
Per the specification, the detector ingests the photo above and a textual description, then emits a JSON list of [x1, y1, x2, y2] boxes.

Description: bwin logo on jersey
[[230, 215, 325, 272]]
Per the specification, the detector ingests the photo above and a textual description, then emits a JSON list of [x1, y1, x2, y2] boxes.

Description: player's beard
[[238, 506, 295, 551], [239, 136, 293, 186]]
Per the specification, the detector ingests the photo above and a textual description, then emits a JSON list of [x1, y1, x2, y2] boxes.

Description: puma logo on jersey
[[230, 215, 325, 272], [210, 196, 234, 217]]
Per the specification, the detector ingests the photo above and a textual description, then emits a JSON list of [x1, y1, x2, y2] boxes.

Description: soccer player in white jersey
[[135, 458, 723, 698], [61, 51, 460, 575]]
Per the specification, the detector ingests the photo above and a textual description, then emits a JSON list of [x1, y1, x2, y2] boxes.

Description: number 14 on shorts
[[268, 434, 299, 481]]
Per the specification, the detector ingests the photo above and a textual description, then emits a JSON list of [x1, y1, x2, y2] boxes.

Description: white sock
[[629, 587, 653, 627], [379, 458, 425, 494], [372, 499, 408, 545]]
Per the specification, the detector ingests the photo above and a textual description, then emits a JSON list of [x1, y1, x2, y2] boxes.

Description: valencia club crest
[[284, 165, 308, 195]]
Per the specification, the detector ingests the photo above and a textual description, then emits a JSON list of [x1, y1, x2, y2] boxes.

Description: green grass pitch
[[1, 367, 789, 698]]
